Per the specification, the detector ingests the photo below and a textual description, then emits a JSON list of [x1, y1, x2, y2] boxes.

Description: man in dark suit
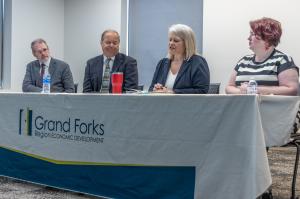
[[83, 30, 138, 93], [22, 38, 75, 93]]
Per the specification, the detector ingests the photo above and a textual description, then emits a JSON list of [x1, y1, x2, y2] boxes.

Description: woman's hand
[[240, 82, 248, 94], [153, 83, 174, 93], [153, 83, 164, 91]]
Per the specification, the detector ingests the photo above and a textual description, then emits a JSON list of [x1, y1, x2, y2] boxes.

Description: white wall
[[203, 0, 300, 93], [64, 0, 122, 92], [10, 0, 64, 91], [7, 0, 300, 92], [7, 0, 123, 92]]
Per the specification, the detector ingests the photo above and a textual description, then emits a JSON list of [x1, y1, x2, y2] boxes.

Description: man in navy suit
[[83, 30, 138, 93], [22, 38, 75, 93]]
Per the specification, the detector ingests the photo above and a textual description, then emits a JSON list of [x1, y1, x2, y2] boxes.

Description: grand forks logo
[[19, 108, 33, 136]]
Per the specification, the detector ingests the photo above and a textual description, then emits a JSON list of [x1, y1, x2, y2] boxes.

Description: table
[[0, 93, 298, 199]]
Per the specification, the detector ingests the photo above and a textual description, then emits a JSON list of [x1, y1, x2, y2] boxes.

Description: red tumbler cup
[[111, 72, 124, 93]]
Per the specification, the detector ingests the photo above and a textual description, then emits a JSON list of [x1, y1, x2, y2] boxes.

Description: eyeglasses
[[250, 31, 262, 40], [103, 40, 119, 46], [34, 48, 48, 54], [250, 31, 256, 37]]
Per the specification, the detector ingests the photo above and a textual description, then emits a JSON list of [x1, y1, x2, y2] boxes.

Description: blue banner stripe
[[0, 147, 195, 199]]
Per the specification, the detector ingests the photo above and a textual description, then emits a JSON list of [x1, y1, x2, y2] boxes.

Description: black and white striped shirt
[[235, 49, 298, 86]]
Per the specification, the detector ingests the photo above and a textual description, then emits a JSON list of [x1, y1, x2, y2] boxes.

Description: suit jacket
[[22, 58, 75, 93], [83, 53, 138, 93], [149, 55, 210, 94]]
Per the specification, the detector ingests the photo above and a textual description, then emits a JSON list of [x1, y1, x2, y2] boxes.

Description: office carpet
[[268, 147, 300, 199]]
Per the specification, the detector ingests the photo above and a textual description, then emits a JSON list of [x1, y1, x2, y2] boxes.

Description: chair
[[282, 113, 300, 199], [74, 83, 78, 93], [263, 107, 300, 199], [278, 85, 300, 199], [137, 85, 144, 91], [288, 137, 300, 199], [207, 83, 220, 94]]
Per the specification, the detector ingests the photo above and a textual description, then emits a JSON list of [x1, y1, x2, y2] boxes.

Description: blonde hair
[[167, 24, 197, 60]]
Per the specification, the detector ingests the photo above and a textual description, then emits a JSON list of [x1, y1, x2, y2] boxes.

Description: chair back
[[74, 83, 78, 93], [137, 85, 144, 91], [208, 83, 220, 94]]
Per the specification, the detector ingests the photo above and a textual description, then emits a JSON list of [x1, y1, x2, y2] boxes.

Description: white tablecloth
[[0, 93, 298, 199]]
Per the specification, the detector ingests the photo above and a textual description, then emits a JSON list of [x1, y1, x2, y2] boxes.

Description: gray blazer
[[22, 58, 75, 93]]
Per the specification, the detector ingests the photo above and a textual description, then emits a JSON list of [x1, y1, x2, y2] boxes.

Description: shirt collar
[[103, 55, 115, 63], [40, 57, 51, 67]]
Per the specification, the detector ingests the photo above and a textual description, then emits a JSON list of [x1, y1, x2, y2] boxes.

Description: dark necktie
[[101, 58, 111, 93], [41, 63, 45, 78]]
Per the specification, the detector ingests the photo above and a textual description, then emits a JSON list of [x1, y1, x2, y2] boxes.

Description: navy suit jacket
[[22, 58, 75, 93], [149, 55, 210, 94], [83, 53, 138, 93]]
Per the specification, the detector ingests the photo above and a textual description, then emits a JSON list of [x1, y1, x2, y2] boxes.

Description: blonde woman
[[149, 24, 210, 94]]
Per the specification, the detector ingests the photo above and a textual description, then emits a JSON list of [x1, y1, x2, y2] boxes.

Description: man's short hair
[[101, 30, 120, 42], [31, 38, 48, 52]]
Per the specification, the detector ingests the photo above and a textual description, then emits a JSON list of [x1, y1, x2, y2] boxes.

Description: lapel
[[96, 55, 104, 76], [96, 55, 104, 90], [174, 58, 190, 87], [35, 61, 43, 86], [48, 58, 57, 76], [112, 53, 122, 72], [161, 59, 171, 85]]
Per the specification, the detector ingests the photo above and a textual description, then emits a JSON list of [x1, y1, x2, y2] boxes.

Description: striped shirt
[[235, 49, 298, 86]]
